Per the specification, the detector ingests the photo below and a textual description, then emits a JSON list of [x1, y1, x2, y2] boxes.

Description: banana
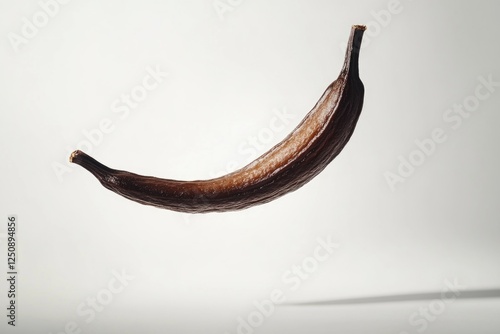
[[70, 25, 366, 213]]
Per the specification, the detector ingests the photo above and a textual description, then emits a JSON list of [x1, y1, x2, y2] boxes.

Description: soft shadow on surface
[[284, 289, 500, 306]]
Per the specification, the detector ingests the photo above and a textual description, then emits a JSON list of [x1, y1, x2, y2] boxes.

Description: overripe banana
[[70, 25, 366, 213]]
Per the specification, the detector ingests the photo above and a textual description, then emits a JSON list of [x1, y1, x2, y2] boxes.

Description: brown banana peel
[[70, 25, 367, 213]]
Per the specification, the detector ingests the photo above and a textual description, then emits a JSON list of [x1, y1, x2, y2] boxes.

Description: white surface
[[1, 0, 499, 333]]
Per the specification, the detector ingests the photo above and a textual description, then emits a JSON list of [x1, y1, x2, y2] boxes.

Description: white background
[[1, 0, 499, 333]]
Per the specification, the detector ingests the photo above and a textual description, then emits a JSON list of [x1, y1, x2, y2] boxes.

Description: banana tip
[[353, 24, 367, 31], [69, 150, 82, 163]]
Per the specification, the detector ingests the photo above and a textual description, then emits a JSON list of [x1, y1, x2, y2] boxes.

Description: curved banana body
[[70, 25, 366, 213]]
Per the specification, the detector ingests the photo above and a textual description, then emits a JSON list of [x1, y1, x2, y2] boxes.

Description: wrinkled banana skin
[[70, 25, 366, 213]]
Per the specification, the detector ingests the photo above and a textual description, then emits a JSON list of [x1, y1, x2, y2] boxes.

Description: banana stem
[[70, 150, 113, 180], [342, 25, 366, 78]]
